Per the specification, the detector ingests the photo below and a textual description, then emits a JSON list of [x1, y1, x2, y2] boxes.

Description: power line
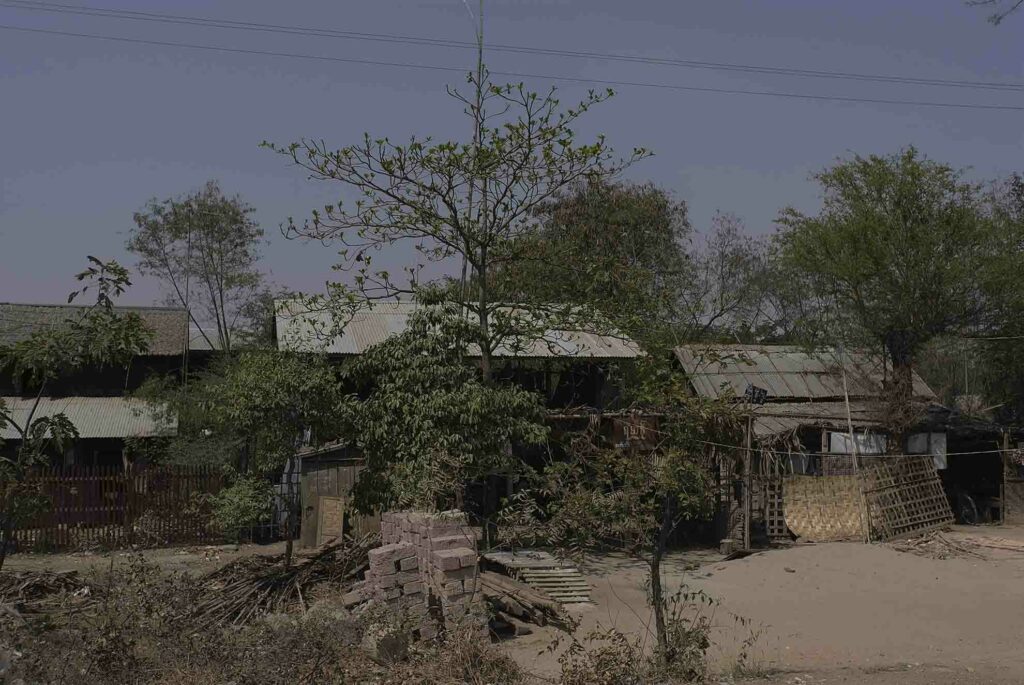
[[3, 0, 1024, 93], [2, 23, 1023, 112]]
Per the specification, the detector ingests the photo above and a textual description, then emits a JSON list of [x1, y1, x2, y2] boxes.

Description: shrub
[[208, 474, 273, 540]]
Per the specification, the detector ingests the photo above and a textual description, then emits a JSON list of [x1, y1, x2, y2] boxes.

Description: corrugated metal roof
[[0, 303, 190, 356], [275, 300, 641, 359], [674, 344, 935, 402], [0, 396, 177, 439]]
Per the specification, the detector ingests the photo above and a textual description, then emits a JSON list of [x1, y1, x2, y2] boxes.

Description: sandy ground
[[504, 525, 1024, 684], [2, 540, 289, 576], [5, 528, 1024, 683]]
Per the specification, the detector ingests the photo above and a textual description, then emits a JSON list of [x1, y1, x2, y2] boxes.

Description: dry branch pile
[[190, 534, 377, 627], [886, 531, 985, 560], [0, 570, 98, 616], [479, 570, 571, 632]]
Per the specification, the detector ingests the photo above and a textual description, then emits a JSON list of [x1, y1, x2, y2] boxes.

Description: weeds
[[0, 555, 521, 685]]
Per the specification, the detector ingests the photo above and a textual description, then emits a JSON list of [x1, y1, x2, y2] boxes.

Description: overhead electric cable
[[3, 0, 1023, 93], [2, 23, 1023, 111]]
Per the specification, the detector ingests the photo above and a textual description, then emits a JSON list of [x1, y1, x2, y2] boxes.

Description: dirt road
[[505, 526, 1024, 683]]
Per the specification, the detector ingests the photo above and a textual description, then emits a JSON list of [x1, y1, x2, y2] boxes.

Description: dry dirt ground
[[3, 540, 289, 575], [6, 528, 1024, 684], [505, 525, 1024, 684]]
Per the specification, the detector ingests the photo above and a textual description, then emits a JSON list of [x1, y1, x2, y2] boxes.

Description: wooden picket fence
[[7, 464, 225, 551]]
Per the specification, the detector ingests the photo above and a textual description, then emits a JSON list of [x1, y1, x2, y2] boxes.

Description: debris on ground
[[885, 531, 986, 560], [190, 534, 377, 627], [952, 534, 1024, 554], [0, 569, 98, 616], [479, 570, 572, 631]]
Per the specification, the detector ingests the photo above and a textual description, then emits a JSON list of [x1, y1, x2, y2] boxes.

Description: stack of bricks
[[348, 510, 483, 640]]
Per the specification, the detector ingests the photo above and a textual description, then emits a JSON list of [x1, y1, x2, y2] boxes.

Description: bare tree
[[128, 181, 267, 353], [681, 212, 771, 341]]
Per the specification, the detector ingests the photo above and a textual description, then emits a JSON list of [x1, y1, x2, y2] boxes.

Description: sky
[[1, 0, 1022, 306]]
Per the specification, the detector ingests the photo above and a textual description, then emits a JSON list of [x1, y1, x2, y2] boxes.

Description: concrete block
[[342, 589, 367, 608], [402, 581, 424, 596], [378, 570, 420, 589], [383, 587, 401, 601], [430, 549, 464, 571], [399, 556, 419, 571], [428, 534, 476, 552], [442, 580, 463, 595], [456, 548, 477, 568]]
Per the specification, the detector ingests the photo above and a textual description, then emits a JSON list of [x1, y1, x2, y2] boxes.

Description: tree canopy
[[128, 180, 269, 352], [776, 147, 1000, 432], [266, 67, 647, 380], [341, 304, 548, 513]]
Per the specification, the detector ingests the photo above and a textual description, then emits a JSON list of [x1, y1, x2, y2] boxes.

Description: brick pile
[[345, 510, 483, 639]]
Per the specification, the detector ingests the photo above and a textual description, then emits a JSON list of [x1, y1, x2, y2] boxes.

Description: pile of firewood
[[190, 534, 377, 627], [479, 570, 572, 634]]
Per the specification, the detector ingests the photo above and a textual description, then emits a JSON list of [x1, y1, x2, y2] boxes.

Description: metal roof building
[[0, 302, 192, 356], [0, 396, 176, 440], [673, 344, 938, 438], [275, 300, 641, 359]]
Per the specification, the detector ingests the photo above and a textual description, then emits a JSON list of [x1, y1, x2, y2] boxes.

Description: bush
[[208, 474, 273, 540]]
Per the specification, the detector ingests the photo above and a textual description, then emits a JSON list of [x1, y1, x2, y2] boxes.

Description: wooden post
[[1001, 430, 1010, 525], [743, 416, 753, 550]]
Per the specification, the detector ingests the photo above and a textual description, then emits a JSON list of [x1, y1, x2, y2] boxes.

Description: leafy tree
[[342, 304, 548, 513], [503, 179, 692, 350], [265, 67, 647, 381], [0, 258, 153, 570], [202, 351, 343, 565], [128, 180, 268, 353], [955, 173, 1024, 420], [503, 390, 743, 669], [776, 147, 995, 439]]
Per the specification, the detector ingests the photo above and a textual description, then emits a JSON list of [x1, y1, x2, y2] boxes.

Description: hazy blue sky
[[1, 1, 1021, 306]]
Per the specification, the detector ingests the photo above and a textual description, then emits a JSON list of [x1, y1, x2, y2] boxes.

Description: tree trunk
[[650, 493, 676, 664], [284, 457, 297, 568], [477, 252, 492, 383], [884, 331, 915, 451], [0, 510, 12, 573]]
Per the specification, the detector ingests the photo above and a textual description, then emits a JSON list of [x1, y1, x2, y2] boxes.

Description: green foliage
[[503, 179, 692, 350], [203, 351, 343, 473], [128, 180, 267, 352], [209, 474, 274, 539], [342, 305, 548, 513], [515, 394, 742, 557], [776, 147, 1002, 433], [0, 258, 152, 568], [557, 589, 716, 685], [129, 366, 243, 467], [777, 147, 991, 356], [2, 257, 153, 385]]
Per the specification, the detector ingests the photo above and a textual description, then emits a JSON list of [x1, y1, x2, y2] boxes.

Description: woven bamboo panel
[[861, 457, 953, 541], [783, 475, 866, 542], [1001, 479, 1024, 524]]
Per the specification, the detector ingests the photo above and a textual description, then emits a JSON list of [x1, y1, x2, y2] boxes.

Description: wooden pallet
[[483, 550, 592, 603], [517, 567, 591, 604]]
